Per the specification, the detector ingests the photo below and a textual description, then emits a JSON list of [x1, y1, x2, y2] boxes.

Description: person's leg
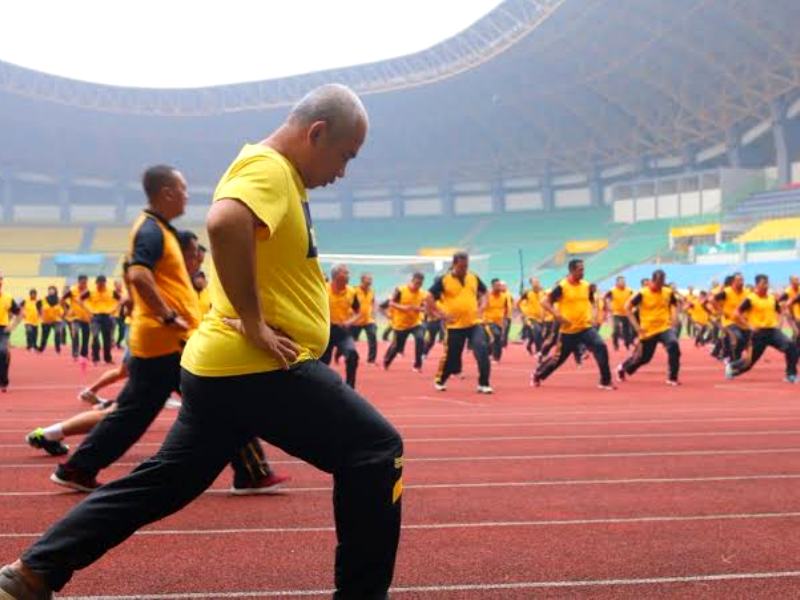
[[766, 329, 798, 379], [19, 371, 247, 592], [0, 329, 10, 388], [469, 325, 491, 387], [383, 329, 410, 369], [25, 325, 35, 350], [62, 354, 180, 478], [249, 361, 403, 599], [579, 328, 612, 386], [729, 331, 763, 377], [411, 326, 424, 370], [80, 321, 90, 358], [90, 317, 101, 363], [38, 324, 51, 352], [229, 438, 282, 490], [658, 329, 681, 383], [319, 326, 338, 365], [534, 333, 577, 383], [365, 323, 378, 364], [337, 329, 360, 389], [101, 315, 114, 363], [488, 323, 503, 361], [70, 321, 80, 358], [54, 322, 63, 353], [435, 328, 467, 386], [423, 321, 438, 355], [622, 337, 658, 377], [612, 316, 622, 351], [87, 362, 128, 395]]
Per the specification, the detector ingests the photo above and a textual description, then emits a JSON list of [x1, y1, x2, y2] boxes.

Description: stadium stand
[[0, 227, 82, 252], [1, 276, 66, 301], [0, 253, 43, 276], [725, 188, 800, 222], [735, 217, 800, 243], [90, 227, 132, 253]]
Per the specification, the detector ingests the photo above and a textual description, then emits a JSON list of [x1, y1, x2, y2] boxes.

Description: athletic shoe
[[26, 429, 68, 457], [50, 464, 100, 493], [665, 379, 681, 387], [476, 385, 493, 394], [412, 367, 422, 373], [434, 382, 447, 392], [0, 564, 53, 600], [597, 384, 616, 391], [616, 364, 626, 382], [530, 372, 541, 387], [78, 388, 100, 405], [724, 363, 734, 380], [785, 375, 797, 384], [230, 472, 291, 496], [0, 386, 6, 394], [165, 397, 182, 409]]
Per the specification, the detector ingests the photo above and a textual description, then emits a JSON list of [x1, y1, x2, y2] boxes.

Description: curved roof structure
[[1, 0, 799, 189]]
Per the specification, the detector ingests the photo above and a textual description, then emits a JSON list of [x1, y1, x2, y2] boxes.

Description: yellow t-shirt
[[41, 300, 64, 324], [197, 287, 212, 317], [633, 286, 676, 339], [483, 291, 508, 326], [66, 285, 91, 322], [688, 297, 710, 326], [785, 285, 800, 321], [607, 287, 633, 317], [22, 299, 40, 326], [0, 293, 16, 327], [181, 144, 328, 377], [717, 286, 749, 328], [353, 287, 375, 326], [430, 271, 486, 329], [84, 287, 118, 315], [743, 292, 780, 329], [551, 278, 593, 334], [519, 289, 543, 321], [541, 289, 554, 322], [391, 285, 426, 330], [329, 284, 358, 326]]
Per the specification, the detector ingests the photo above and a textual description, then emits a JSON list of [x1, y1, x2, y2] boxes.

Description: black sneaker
[[0, 564, 53, 599], [50, 464, 100, 493], [26, 429, 69, 457]]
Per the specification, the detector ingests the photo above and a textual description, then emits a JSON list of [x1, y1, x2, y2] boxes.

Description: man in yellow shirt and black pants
[[63, 274, 92, 361], [784, 275, 800, 346], [383, 272, 427, 371], [350, 273, 378, 364], [617, 269, 681, 386], [320, 264, 361, 388], [725, 274, 798, 383], [2, 87, 404, 600], [37, 286, 65, 353], [427, 251, 492, 393], [712, 272, 751, 362], [517, 277, 544, 355], [604, 276, 634, 351], [20, 289, 41, 351], [532, 259, 613, 389], [82, 275, 121, 365], [484, 278, 510, 362], [0, 275, 22, 392]]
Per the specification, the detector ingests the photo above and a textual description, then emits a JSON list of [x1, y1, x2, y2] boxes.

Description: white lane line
[[8, 510, 800, 540], [56, 570, 800, 599], [4, 473, 800, 497], [4, 447, 800, 470], [5, 427, 800, 449]]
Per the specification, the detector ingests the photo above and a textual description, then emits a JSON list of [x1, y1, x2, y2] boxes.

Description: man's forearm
[[129, 268, 172, 320]]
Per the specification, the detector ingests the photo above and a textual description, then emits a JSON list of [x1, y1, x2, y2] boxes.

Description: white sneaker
[[165, 397, 182, 409], [476, 385, 493, 394], [434, 382, 447, 392], [597, 384, 616, 391], [665, 379, 681, 387]]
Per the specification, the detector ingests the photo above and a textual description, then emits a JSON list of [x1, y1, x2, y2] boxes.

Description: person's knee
[[346, 348, 359, 366]]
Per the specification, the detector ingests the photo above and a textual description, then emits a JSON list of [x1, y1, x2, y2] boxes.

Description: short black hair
[[452, 251, 469, 263], [723, 275, 735, 286], [29, 288, 36, 295], [491, 278, 500, 285], [652, 269, 666, 282], [77, 274, 88, 282], [177, 230, 198, 251], [142, 165, 179, 201], [96, 275, 107, 284], [568, 259, 583, 273], [755, 274, 768, 285], [412, 272, 425, 280]]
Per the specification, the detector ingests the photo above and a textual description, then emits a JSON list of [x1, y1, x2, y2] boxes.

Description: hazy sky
[[0, 1, 502, 88]]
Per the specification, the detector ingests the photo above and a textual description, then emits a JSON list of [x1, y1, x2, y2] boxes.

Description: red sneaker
[[230, 472, 291, 496]]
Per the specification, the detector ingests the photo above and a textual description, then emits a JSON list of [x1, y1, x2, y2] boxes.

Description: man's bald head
[[289, 84, 368, 140]]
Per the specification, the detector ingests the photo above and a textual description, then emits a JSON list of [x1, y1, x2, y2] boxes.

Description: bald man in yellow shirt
[[2, 85, 403, 600]]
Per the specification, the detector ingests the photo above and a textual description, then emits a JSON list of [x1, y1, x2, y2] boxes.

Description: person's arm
[[476, 277, 488, 317], [625, 293, 643, 337], [589, 285, 599, 325], [734, 299, 751, 329], [207, 198, 298, 368], [343, 294, 361, 327], [542, 285, 568, 325], [6, 300, 23, 333], [669, 292, 680, 329], [708, 290, 726, 316], [389, 288, 411, 313], [426, 277, 448, 320]]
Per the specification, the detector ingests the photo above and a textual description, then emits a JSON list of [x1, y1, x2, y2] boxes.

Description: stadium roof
[[1, 0, 799, 189]]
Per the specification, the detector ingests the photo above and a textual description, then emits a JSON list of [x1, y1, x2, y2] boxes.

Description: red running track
[[1, 340, 800, 598]]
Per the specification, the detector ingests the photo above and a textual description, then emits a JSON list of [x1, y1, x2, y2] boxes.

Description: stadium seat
[[0, 253, 44, 276], [0, 227, 82, 252], [1, 276, 67, 301], [735, 217, 800, 243]]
